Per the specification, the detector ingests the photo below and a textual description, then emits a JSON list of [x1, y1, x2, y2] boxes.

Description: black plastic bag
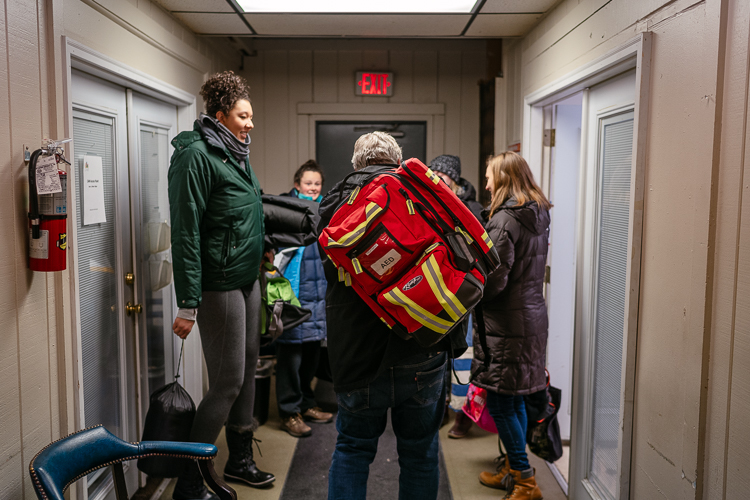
[[524, 383, 563, 463], [137, 342, 195, 478]]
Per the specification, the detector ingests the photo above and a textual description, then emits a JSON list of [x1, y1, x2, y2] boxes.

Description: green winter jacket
[[168, 121, 265, 308]]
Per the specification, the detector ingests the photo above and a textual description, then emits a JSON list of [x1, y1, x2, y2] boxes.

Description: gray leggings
[[191, 281, 260, 444]]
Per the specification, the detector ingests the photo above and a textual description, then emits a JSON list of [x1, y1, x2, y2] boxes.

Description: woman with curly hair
[[168, 71, 274, 499]]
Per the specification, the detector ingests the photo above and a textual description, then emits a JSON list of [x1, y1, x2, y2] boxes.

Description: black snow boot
[[224, 428, 276, 488], [172, 460, 218, 500]]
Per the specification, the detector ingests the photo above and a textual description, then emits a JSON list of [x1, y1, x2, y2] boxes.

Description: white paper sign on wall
[[82, 155, 107, 225]]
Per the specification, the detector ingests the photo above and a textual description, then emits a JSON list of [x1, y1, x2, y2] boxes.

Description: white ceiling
[[156, 0, 557, 37]]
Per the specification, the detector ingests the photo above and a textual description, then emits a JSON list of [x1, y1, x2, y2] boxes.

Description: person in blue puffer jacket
[[275, 160, 334, 438]]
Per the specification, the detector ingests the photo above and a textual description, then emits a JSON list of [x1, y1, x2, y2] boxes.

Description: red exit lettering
[[356, 72, 393, 96]]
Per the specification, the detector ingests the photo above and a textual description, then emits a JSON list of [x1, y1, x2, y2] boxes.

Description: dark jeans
[[275, 341, 321, 416], [329, 351, 448, 500], [486, 391, 530, 471]]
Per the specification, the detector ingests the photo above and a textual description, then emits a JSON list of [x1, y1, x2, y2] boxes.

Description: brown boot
[[503, 469, 543, 500], [447, 411, 473, 439], [479, 453, 511, 490], [280, 414, 312, 437]]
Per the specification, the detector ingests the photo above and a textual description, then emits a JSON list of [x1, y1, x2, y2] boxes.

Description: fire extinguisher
[[28, 149, 67, 272]]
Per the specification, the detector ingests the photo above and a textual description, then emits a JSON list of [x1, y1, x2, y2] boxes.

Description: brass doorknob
[[126, 302, 142, 316]]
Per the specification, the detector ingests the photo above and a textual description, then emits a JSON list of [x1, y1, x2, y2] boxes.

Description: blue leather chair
[[29, 425, 236, 500]]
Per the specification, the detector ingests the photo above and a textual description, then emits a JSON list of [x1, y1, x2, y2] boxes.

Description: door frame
[[61, 37, 198, 498], [521, 33, 652, 499]]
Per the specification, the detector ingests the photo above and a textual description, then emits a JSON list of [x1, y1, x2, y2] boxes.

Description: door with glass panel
[[71, 70, 139, 498], [570, 70, 637, 500], [128, 92, 180, 421]]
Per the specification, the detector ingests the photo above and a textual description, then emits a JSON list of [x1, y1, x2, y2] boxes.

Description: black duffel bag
[[262, 194, 320, 248], [137, 342, 195, 478]]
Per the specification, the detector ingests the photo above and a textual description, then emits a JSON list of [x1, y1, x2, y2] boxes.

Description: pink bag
[[462, 384, 498, 433]]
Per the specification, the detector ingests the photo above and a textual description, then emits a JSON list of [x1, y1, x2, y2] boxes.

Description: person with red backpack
[[318, 132, 455, 500]]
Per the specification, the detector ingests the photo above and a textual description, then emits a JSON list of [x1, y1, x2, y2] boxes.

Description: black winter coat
[[455, 178, 485, 222], [471, 198, 550, 395]]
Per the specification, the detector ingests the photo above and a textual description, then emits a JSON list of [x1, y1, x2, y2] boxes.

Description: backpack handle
[[337, 164, 400, 199]]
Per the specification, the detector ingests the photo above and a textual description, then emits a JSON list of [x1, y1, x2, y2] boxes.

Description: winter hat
[[429, 155, 461, 183]]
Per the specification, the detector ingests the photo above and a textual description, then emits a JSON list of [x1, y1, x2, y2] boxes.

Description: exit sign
[[356, 72, 393, 96]]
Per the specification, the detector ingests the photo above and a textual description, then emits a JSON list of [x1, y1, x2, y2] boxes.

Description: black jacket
[[471, 199, 550, 395], [456, 178, 485, 222], [317, 164, 452, 393]]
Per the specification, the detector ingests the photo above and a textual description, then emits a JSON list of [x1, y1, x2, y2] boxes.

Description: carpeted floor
[[279, 411, 453, 500]]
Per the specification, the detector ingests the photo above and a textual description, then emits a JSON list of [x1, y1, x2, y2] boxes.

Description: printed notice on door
[[35, 154, 62, 195], [82, 155, 106, 225]]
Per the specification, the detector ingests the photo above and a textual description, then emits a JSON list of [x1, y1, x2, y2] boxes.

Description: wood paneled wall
[[239, 39, 487, 196], [0, 0, 236, 497]]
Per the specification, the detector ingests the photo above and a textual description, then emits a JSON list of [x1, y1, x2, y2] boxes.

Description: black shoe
[[224, 428, 276, 488], [172, 469, 218, 500]]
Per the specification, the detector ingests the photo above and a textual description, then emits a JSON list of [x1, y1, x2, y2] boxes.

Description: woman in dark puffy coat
[[274, 160, 333, 438], [471, 151, 550, 500]]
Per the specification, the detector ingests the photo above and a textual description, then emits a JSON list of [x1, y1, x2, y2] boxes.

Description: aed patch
[[56, 233, 67, 251]]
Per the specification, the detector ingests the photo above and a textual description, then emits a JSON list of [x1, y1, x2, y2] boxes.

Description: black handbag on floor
[[524, 372, 563, 463], [137, 341, 196, 478]]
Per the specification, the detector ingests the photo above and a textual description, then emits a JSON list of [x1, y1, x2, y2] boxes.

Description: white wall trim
[[65, 37, 196, 107], [298, 102, 445, 116]]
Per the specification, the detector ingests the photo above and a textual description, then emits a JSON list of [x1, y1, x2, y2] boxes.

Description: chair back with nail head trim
[[29, 424, 236, 500]]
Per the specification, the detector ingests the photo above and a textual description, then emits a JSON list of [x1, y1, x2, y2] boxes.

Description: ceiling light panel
[[237, 0, 479, 13]]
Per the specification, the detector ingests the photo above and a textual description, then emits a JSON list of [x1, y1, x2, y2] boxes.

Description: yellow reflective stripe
[[481, 230, 494, 249], [423, 242, 439, 258], [338, 267, 345, 282], [344, 272, 352, 287], [352, 258, 363, 274], [383, 288, 452, 334], [422, 255, 467, 321], [406, 199, 415, 215], [380, 317, 392, 329], [456, 226, 474, 245], [347, 186, 361, 205], [327, 202, 383, 248], [426, 168, 441, 185]]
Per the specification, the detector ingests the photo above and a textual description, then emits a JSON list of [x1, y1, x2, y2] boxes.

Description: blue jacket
[[276, 190, 327, 344]]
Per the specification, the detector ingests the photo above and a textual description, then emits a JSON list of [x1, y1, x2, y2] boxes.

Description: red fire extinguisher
[[28, 149, 67, 272]]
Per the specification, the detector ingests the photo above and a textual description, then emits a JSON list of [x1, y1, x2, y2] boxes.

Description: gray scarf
[[199, 113, 250, 169]]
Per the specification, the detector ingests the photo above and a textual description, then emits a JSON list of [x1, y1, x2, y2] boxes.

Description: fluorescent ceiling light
[[237, 0, 479, 13]]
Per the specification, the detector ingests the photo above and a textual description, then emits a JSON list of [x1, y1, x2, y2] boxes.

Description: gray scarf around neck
[[199, 113, 250, 168]]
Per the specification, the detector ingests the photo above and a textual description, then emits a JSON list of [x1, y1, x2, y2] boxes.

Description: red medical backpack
[[319, 158, 500, 347]]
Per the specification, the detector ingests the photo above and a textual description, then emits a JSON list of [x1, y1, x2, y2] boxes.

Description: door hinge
[[544, 265, 551, 284], [544, 129, 556, 147]]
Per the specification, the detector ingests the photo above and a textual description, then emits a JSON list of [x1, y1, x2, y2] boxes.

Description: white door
[[570, 70, 637, 500], [128, 92, 204, 416], [71, 72, 199, 498], [71, 70, 139, 498]]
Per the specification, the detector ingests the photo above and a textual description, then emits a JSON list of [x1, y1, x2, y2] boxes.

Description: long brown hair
[[486, 151, 551, 218]]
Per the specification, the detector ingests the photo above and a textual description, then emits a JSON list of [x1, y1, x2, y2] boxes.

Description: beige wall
[[704, 0, 750, 497], [0, 0, 237, 497], [501, 0, 742, 498], [239, 39, 487, 195]]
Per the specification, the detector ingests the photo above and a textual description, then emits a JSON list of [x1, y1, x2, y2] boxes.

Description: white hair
[[351, 131, 402, 171]]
